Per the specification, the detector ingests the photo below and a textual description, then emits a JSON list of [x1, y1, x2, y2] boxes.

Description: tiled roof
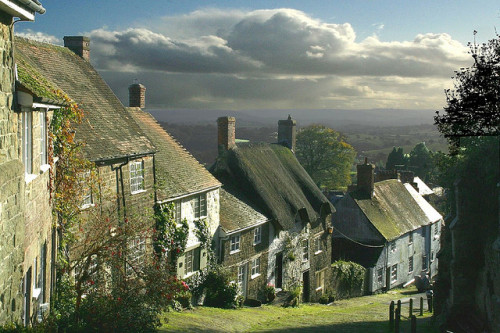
[[126, 107, 220, 201], [351, 179, 434, 241], [219, 188, 268, 233], [15, 37, 155, 161], [212, 142, 333, 230]]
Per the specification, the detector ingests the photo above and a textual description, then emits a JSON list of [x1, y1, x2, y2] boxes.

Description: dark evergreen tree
[[385, 146, 407, 170]]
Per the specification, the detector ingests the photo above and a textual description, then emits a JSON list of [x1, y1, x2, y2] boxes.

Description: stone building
[[332, 159, 442, 294], [211, 116, 334, 302], [0, 0, 47, 325], [218, 189, 270, 300], [126, 102, 221, 279]]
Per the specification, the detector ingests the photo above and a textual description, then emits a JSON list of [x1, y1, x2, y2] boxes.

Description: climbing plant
[[331, 260, 366, 300], [153, 203, 189, 263]]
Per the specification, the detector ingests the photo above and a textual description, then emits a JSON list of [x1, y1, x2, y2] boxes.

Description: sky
[[15, 1, 500, 110]]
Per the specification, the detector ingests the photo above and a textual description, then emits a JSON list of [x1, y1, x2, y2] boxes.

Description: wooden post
[[420, 297, 424, 316], [411, 315, 417, 333], [397, 299, 402, 312], [409, 298, 413, 317], [389, 301, 395, 328], [395, 306, 401, 333], [427, 294, 433, 313]]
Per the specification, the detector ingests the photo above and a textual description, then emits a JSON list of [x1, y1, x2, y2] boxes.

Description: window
[[422, 255, 428, 270], [390, 242, 396, 252], [314, 236, 322, 254], [430, 251, 434, 262], [193, 193, 207, 219], [377, 268, 384, 284], [409, 232, 413, 244], [253, 226, 262, 245], [127, 237, 146, 275], [316, 269, 325, 291], [238, 264, 246, 290], [81, 171, 93, 208], [434, 223, 439, 235], [302, 239, 309, 262], [230, 234, 240, 253], [174, 200, 182, 224], [130, 160, 145, 193], [22, 110, 33, 175], [39, 110, 47, 166], [251, 257, 261, 277], [391, 264, 398, 283], [408, 256, 414, 274], [185, 247, 201, 276]]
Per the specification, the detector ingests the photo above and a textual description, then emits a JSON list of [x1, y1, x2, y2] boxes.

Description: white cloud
[[88, 8, 471, 110], [15, 29, 59, 44]]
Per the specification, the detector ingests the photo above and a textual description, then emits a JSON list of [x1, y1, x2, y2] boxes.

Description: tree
[[385, 146, 407, 170], [295, 125, 356, 189], [435, 35, 500, 145], [408, 142, 434, 180]]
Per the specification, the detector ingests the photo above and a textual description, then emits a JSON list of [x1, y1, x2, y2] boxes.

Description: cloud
[[88, 8, 470, 110], [15, 29, 59, 44]]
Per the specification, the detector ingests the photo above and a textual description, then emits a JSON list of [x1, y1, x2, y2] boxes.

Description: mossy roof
[[350, 179, 433, 241], [212, 142, 334, 230], [126, 107, 220, 200], [14, 37, 155, 161], [219, 188, 268, 233]]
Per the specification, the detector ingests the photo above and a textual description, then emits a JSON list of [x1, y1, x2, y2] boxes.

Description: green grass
[[159, 287, 438, 332]]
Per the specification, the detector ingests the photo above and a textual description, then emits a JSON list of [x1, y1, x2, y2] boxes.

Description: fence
[[389, 294, 433, 333]]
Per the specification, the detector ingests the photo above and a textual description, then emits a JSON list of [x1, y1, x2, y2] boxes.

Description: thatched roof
[[212, 142, 333, 230], [219, 188, 268, 233]]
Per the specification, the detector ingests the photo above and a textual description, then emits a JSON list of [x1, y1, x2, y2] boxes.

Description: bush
[[331, 260, 366, 300], [283, 284, 302, 307], [192, 265, 239, 308], [263, 283, 276, 303]]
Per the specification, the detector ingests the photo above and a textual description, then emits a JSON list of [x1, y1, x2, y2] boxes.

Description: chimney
[[128, 80, 146, 108], [63, 36, 90, 62], [278, 115, 296, 151], [217, 116, 236, 151], [398, 170, 415, 185], [357, 157, 375, 197]]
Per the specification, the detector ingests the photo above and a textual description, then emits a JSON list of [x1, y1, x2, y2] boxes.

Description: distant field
[[160, 286, 438, 332]]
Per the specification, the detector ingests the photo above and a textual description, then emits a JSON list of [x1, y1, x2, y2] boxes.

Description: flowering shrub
[[263, 283, 276, 303], [192, 265, 239, 308]]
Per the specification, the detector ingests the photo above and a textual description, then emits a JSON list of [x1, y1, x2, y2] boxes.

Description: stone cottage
[[332, 159, 442, 294], [0, 0, 48, 325], [211, 116, 334, 302], [218, 188, 270, 300], [126, 98, 221, 279]]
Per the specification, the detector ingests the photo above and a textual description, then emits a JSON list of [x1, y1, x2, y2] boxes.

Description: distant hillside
[[148, 108, 437, 130]]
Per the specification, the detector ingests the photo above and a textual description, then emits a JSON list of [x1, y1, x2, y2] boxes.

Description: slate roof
[[350, 179, 433, 241], [212, 142, 333, 231], [15, 37, 155, 161], [126, 107, 220, 201], [404, 183, 442, 224], [219, 188, 268, 234]]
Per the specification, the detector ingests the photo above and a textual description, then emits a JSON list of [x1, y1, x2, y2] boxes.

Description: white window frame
[[237, 264, 245, 290], [434, 222, 439, 235], [130, 160, 145, 194], [422, 254, 428, 270], [251, 256, 260, 278], [377, 268, 384, 284], [230, 234, 240, 254], [39, 109, 47, 167], [174, 200, 182, 224], [126, 237, 146, 276], [302, 239, 309, 262], [253, 226, 262, 245], [314, 236, 322, 254], [193, 193, 207, 219], [408, 256, 414, 274], [81, 171, 93, 209], [391, 264, 398, 284], [390, 242, 396, 252], [316, 269, 325, 291], [22, 110, 33, 177]]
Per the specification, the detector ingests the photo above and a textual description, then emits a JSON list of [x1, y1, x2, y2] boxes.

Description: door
[[275, 252, 283, 289], [302, 270, 310, 302], [24, 267, 32, 326], [238, 264, 247, 298]]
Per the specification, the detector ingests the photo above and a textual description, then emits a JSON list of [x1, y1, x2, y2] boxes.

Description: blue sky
[[16, 1, 500, 110]]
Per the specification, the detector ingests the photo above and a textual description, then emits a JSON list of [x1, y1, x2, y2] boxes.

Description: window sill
[[314, 250, 323, 255], [131, 189, 146, 195], [184, 271, 197, 279], [40, 164, 50, 173], [315, 287, 323, 292], [251, 273, 261, 280], [32, 288, 41, 299], [25, 173, 37, 184], [230, 249, 240, 255]]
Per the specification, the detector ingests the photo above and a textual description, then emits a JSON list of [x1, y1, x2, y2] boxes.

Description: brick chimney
[[128, 80, 146, 108], [217, 116, 236, 151], [357, 157, 375, 197], [278, 115, 296, 151], [63, 36, 90, 61]]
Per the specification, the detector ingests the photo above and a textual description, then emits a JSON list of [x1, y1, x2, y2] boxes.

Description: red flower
[[176, 248, 180, 253]]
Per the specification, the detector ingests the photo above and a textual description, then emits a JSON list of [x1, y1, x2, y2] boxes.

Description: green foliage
[[331, 260, 366, 300], [283, 284, 302, 307], [296, 125, 356, 189], [154, 203, 189, 262], [191, 265, 239, 309], [386, 146, 408, 170], [263, 283, 276, 303]]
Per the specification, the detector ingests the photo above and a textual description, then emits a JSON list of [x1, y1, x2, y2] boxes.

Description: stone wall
[[0, 11, 24, 323]]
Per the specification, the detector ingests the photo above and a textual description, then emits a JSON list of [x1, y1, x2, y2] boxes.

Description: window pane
[[200, 194, 206, 216]]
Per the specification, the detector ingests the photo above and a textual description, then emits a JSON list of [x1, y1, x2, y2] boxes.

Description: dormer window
[[130, 160, 145, 193]]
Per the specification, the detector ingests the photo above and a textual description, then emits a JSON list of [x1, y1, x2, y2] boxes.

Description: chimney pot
[[278, 115, 296, 151], [217, 116, 236, 151], [63, 36, 90, 62], [357, 159, 375, 197], [128, 81, 146, 108]]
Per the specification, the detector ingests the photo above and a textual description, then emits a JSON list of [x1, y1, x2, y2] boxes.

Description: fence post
[[409, 298, 413, 317], [420, 297, 423, 316], [427, 294, 433, 313], [395, 306, 401, 333], [411, 315, 417, 333], [389, 301, 395, 328]]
